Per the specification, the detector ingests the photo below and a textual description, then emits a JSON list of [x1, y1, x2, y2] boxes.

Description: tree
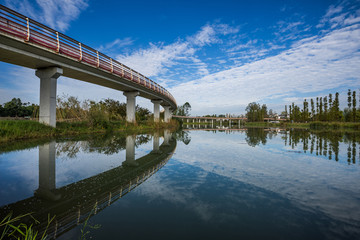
[[316, 97, 319, 121], [311, 99, 315, 121], [319, 97, 323, 121], [352, 91, 356, 122], [174, 102, 191, 116], [261, 104, 268, 119], [331, 92, 343, 121], [323, 96, 328, 121], [136, 105, 151, 121], [302, 99, 309, 122], [245, 102, 263, 122], [289, 105, 292, 121], [1, 98, 34, 117]]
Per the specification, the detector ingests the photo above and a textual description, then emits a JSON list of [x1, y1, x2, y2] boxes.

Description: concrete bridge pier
[[163, 106, 172, 123], [124, 135, 138, 166], [211, 119, 214, 128], [36, 67, 63, 127], [35, 141, 61, 200], [163, 129, 171, 145], [123, 91, 140, 123], [151, 100, 162, 122], [151, 132, 161, 154]]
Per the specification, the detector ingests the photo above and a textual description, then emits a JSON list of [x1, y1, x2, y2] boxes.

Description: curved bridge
[[0, 132, 176, 239], [0, 5, 176, 126]]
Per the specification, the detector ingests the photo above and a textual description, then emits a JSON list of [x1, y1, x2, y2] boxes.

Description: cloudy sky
[[0, 0, 360, 115]]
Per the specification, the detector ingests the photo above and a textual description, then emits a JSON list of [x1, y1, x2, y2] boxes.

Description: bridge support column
[[151, 132, 161, 153], [36, 67, 63, 127], [124, 135, 138, 166], [124, 91, 140, 123], [151, 100, 162, 122], [163, 106, 172, 123], [163, 129, 171, 145], [35, 141, 61, 200], [38, 141, 56, 191]]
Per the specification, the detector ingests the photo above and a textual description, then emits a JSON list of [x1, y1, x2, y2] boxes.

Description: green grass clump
[[0, 120, 55, 142], [0, 212, 54, 240]]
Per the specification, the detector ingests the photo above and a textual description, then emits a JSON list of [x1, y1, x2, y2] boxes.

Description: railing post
[[79, 43, 82, 61], [56, 32, 60, 52], [25, 17, 30, 42]]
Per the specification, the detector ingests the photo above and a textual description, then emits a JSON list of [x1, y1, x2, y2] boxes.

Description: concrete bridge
[[0, 131, 176, 239], [0, 5, 176, 127]]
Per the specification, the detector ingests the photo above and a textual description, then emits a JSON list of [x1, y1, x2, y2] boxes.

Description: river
[[0, 127, 359, 239]]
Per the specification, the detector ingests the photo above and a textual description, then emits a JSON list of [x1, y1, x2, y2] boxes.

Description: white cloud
[[170, 22, 360, 115], [98, 37, 134, 53], [116, 23, 238, 79], [4, 0, 88, 32]]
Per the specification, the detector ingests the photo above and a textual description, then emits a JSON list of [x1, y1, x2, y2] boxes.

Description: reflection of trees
[[56, 133, 151, 158], [174, 131, 191, 145], [245, 128, 268, 147], [285, 130, 360, 164]]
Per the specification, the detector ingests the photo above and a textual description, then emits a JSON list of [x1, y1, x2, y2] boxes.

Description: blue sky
[[0, 0, 360, 115]]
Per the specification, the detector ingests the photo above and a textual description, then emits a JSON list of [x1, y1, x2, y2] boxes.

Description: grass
[[0, 119, 178, 143], [0, 212, 54, 240]]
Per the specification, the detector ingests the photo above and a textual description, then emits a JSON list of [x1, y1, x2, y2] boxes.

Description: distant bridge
[[0, 5, 176, 127], [173, 115, 285, 124]]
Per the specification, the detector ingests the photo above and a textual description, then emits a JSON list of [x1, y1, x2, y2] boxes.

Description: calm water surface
[[0, 128, 359, 239]]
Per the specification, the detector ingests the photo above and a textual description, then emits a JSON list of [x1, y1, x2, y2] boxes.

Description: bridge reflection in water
[[0, 130, 176, 239]]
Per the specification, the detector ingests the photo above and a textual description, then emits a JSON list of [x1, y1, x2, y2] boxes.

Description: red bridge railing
[[0, 5, 176, 107]]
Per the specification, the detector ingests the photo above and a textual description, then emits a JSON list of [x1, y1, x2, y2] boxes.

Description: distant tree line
[[286, 89, 359, 122], [0, 98, 38, 117]]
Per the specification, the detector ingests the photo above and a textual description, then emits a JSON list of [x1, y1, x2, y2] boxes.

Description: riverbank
[[0, 120, 178, 143], [182, 120, 360, 130], [244, 121, 360, 130]]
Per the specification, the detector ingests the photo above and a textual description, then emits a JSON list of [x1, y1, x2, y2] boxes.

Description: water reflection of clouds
[[172, 131, 360, 227], [131, 157, 357, 239], [133, 162, 215, 222], [0, 149, 38, 206]]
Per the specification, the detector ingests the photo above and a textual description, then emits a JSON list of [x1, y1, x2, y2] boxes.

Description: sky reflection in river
[[1, 129, 359, 239]]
